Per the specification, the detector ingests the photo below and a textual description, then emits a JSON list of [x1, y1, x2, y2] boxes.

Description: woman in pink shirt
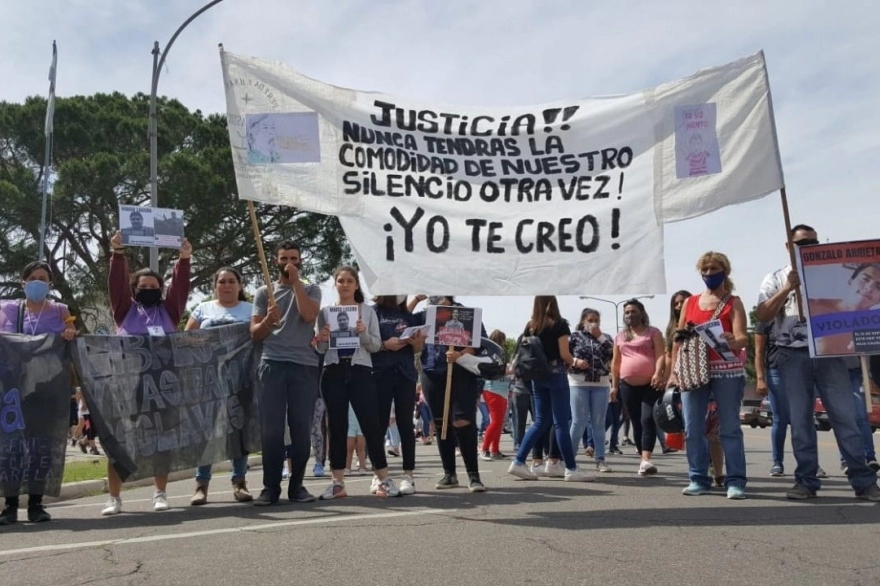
[[611, 299, 666, 476]]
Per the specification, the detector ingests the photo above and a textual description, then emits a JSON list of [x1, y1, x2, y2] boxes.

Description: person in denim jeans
[[670, 252, 749, 499], [251, 240, 322, 506], [838, 360, 878, 473], [756, 224, 880, 501], [568, 307, 614, 472], [755, 320, 790, 476], [508, 296, 593, 482]]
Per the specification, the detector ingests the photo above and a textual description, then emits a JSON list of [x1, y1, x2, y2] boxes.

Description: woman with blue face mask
[[0, 261, 78, 526], [668, 251, 749, 500]]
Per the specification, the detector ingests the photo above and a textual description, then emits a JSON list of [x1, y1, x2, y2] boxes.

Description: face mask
[[24, 280, 50, 302], [135, 288, 162, 307], [702, 272, 726, 291], [395, 295, 407, 305]]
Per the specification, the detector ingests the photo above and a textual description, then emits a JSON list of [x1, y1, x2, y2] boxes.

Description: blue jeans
[[570, 385, 610, 462], [515, 369, 576, 469], [681, 375, 746, 489], [478, 400, 490, 435], [840, 368, 877, 464], [766, 367, 789, 465], [258, 360, 319, 496], [196, 457, 249, 483], [778, 348, 877, 493]]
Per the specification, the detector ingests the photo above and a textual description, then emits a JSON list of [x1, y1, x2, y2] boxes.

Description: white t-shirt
[[191, 300, 254, 329], [757, 266, 809, 349]]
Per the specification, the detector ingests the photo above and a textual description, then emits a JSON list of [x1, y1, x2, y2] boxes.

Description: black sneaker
[[0, 506, 18, 525], [435, 473, 459, 489], [78, 441, 87, 454], [468, 474, 486, 493], [253, 489, 279, 506], [27, 504, 51, 523], [90, 447, 101, 456], [288, 485, 316, 503]]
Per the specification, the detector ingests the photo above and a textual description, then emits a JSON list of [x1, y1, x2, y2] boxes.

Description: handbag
[[673, 295, 730, 391]]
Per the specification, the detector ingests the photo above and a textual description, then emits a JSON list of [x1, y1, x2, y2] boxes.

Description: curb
[[45, 454, 264, 504]]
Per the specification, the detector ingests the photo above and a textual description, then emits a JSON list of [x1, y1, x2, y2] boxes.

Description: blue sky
[[4, 0, 880, 336]]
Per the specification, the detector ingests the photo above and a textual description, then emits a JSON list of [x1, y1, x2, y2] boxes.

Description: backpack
[[514, 330, 553, 382]]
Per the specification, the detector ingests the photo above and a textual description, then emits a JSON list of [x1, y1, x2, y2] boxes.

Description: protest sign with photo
[[221, 50, 784, 295], [796, 238, 880, 357], [426, 305, 481, 348], [328, 305, 360, 350], [119, 205, 155, 246], [153, 207, 185, 248], [694, 319, 738, 362], [0, 334, 71, 498], [71, 324, 260, 482]]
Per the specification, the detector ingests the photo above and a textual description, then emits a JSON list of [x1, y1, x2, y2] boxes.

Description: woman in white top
[[184, 267, 254, 505], [315, 266, 399, 499]]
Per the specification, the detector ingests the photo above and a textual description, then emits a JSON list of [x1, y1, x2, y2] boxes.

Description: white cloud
[[3, 0, 880, 336]]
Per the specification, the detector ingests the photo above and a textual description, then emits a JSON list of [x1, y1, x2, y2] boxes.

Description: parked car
[[759, 398, 772, 426], [814, 393, 880, 432], [740, 403, 769, 428]]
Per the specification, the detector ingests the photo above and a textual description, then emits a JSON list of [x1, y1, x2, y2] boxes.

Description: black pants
[[322, 363, 388, 472], [619, 381, 659, 453], [512, 392, 534, 447], [421, 366, 481, 476], [375, 369, 417, 471]]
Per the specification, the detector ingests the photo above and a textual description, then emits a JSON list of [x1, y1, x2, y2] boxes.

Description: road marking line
[[51, 477, 373, 509], [0, 508, 453, 557]]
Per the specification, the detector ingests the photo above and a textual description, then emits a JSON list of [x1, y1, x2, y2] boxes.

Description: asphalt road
[[2, 426, 879, 586]]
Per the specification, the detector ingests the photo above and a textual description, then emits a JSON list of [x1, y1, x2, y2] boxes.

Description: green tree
[[0, 93, 348, 331]]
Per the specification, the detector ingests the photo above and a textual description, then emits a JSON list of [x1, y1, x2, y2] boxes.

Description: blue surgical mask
[[24, 280, 50, 302], [702, 272, 726, 291]]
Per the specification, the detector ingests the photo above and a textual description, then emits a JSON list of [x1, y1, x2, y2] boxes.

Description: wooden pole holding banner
[[779, 187, 806, 321], [862, 355, 873, 417], [247, 200, 278, 308], [441, 355, 454, 440]]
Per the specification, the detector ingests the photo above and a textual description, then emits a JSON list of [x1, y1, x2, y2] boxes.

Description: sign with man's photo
[[118, 205, 186, 248], [328, 305, 360, 350], [426, 305, 482, 348]]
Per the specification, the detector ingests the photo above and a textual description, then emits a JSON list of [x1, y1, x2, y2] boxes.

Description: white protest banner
[[221, 50, 782, 295]]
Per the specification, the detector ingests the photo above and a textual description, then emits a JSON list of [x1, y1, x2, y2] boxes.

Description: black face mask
[[135, 288, 162, 307]]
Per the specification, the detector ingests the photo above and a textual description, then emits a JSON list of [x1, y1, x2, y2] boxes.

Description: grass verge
[[62, 460, 107, 484]]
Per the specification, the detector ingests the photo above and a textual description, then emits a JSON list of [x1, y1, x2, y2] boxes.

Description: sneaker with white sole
[[856, 484, 880, 501], [564, 467, 596, 482], [543, 461, 566, 478], [101, 496, 122, 516], [153, 491, 169, 511], [637, 460, 658, 476], [596, 460, 612, 473], [370, 475, 381, 494], [682, 482, 711, 496], [319, 481, 347, 500], [399, 475, 416, 495], [508, 461, 538, 480], [479, 451, 494, 461], [376, 478, 400, 498], [530, 462, 544, 476]]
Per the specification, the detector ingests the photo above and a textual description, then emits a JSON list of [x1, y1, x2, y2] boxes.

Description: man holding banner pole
[[250, 240, 322, 505], [756, 224, 880, 501]]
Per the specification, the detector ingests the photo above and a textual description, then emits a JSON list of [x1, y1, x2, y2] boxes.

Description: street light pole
[[148, 0, 227, 272], [578, 295, 655, 332]]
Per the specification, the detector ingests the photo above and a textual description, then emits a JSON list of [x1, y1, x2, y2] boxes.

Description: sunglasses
[[793, 238, 819, 246]]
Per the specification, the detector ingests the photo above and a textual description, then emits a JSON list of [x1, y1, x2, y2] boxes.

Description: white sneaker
[[544, 461, 566, 478], [282, 463, 290, 480], [597, 460, 612, 473], [370, 475, 381, 494], [376, 478, 400, 498], [638, 460, 658, 476], [153, 491, 170, 511], [101, 496, 122, 516], [564, 467, 596, 482], [399, 475, 416, 495], [530, 462, 544, 476], [508, 461, 539, 480]]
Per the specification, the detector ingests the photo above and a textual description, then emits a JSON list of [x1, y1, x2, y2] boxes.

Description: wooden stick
[[779, 187, 805, 321], [862, 354, 873, 417], [247, 199, 277, 307], [441, 359, 454, 440]]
